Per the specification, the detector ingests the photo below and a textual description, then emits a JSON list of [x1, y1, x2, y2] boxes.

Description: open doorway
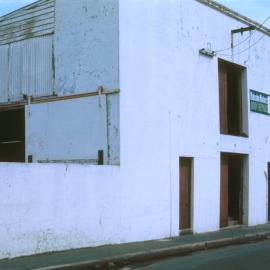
[[268, 163, 270, 221], [179, 157, 193, 232], [0, 108, 25, 162], [220, 153, 247, 227]]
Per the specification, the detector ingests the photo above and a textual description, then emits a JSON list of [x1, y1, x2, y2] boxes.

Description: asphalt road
[[126, 239, 270, 270]]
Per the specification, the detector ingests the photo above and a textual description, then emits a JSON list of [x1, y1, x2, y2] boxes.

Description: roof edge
[[196, 0, 270, 37]]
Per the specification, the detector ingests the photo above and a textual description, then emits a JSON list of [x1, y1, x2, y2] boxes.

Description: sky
[[0, 0, 35, 17], [0, 0, 269, 27], [218, 0, 270, 27]]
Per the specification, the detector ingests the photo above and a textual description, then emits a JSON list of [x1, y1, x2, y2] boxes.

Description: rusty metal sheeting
[[0, 35, 53, 102], [0, 0, 55, 45]]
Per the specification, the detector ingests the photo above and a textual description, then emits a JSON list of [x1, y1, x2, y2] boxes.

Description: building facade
[[0, 0, 270, 259]]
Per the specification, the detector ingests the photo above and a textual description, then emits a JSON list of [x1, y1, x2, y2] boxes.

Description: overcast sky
[[0, 0, 269, 27]]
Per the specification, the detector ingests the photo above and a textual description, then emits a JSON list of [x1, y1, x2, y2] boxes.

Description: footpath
[[1, 224, 270, 270]]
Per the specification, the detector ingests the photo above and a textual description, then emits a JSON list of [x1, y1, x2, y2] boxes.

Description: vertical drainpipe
[[26, 95, 32, 163], [98, 86, 108, 165], [106, 93, 111, 165], [52, 42, 56, 95], [169, 110, 173, 236], [52, 0, 56, 96], [7, 44, 10, 102]]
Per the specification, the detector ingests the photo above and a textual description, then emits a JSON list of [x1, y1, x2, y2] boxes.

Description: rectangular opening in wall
[[179, 157, 193, 231], [0, 107, 25, 162], [220, 153, 248, 227], [218, 59, 248, 137], [268, 163, 270, 221]]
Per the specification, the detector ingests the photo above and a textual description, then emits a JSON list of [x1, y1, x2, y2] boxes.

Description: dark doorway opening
[[220, 153, 246, 227], [179, 157, 193, 231], [268, 163, 270, 221], [0, 108, 25, 162]]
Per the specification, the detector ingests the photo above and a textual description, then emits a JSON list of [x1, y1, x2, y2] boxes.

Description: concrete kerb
[[33, 232, 270, 270]]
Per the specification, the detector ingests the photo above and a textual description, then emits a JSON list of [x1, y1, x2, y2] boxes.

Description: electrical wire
[[217, 33, 266, 57], [215, 33, 251, 53], [246, 32, 252, 63], [214, 14, 270, 53]]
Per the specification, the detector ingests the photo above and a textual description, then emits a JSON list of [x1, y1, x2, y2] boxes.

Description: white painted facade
[[0, 163, 121, 258], [0, 0, 270, 260], [54, 0, 119, 95]]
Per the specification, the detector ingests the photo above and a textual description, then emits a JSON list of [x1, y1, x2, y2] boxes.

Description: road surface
[[125, 239, 270, 270]]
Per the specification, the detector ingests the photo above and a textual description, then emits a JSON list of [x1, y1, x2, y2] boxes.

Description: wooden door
[[219, 61, 228, 134], [180, 158, 192, 230], [238, 157, 244, 224], [220, 154, 228, 227]]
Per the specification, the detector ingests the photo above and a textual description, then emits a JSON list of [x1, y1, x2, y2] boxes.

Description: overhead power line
[[214, 14, 270, 54], [217, 33, 266, 57]]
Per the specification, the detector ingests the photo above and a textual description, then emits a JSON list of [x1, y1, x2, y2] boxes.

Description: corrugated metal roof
[[0, 0, 55, 45], [196, 0, 270, 37]]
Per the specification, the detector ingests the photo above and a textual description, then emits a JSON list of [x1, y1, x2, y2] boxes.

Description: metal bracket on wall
[[199, 48, 216, 57], [98, 86, 104, 108], [230, 26, 256, 60]]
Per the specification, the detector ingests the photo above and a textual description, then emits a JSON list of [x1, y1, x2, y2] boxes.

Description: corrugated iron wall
[[0, 35, 54, 102], [9, 42, 22, 101], [0, 45, 9, 103], [0, 0, 55, 103], [0, 0, 55, 45], [21, 35, 54, 98]]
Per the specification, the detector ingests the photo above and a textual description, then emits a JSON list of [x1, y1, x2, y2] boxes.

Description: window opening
[[0, 108, 25, 162]]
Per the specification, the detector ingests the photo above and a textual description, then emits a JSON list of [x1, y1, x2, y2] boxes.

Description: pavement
[[1, 224, 270, 270]]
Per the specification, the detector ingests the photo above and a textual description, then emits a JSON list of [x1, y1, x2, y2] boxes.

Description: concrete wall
[[0, 163, 120, 259], [0, 0, 122, 259], [26, 94, 120, 165], [54, 0, 119, 95], [119, 0, 270, 241]]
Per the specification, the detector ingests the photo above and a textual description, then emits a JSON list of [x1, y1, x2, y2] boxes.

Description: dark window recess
[[180, 157, 193, 230], [219, 60, 248, 136], [0, 108, 25, 162]]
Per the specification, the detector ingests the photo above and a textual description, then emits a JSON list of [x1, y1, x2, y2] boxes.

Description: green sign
[[250, 89, 269, 115]]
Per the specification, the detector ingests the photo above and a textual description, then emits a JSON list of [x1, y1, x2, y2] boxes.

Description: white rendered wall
[[0, 163, 120, 259], [119, 0, 270, 239], [54, 0, 119, 95]]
